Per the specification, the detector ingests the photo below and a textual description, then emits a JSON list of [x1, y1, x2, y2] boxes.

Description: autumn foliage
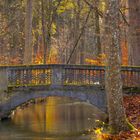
[[85, 40, 128, 66], [95, 95, 140, 140]]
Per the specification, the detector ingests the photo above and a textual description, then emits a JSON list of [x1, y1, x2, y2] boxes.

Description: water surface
[[0, 97, 106, 140]]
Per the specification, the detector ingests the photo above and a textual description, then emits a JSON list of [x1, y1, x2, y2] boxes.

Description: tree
[[104, 0, 132, 133], [24, 0, 33, 64], [128, 0, 140, 66], [94, 0, 101, 56], [41, 0, 47, 64]]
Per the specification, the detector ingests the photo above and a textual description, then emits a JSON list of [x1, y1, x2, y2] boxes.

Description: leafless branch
[[83, 0, 103, 18], [119, 9, 130, 26], [66, 8, 92, 64]]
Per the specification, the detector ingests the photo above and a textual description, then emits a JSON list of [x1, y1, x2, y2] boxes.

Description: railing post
[[0, 67, 8, 92], [51, 65, 63, 87]]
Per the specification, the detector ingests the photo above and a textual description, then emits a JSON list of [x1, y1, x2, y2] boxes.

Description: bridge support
[[51, 66, 63, 87], [0, 67, 8, 92]]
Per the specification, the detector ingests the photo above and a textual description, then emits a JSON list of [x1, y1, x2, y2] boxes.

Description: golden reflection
[[12, 97, 107, 135]]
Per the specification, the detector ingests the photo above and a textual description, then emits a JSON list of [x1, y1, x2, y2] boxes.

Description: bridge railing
[[0, 64, 139, 90], [8, 65, 52, 87], [6, 65, 105, 87], [121, 66, 140, 87], [62, 65, 105, 86]]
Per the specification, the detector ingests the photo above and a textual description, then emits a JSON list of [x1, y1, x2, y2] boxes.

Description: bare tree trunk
[[24, 0, 32, 64], [41, 0, 47, 64], [46, 0, 52, 63], [95, 1, 101, 56], [80, 29, 85, 64], [69, 0, 80, 64], [128, 0, 140, 66], [105, 0, 132, 134]]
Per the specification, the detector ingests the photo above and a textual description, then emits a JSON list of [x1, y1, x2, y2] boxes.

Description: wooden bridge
[[0, 64, 140, 119]]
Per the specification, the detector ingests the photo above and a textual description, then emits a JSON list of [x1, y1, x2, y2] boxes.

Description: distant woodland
[[0, 0, 139, 65]]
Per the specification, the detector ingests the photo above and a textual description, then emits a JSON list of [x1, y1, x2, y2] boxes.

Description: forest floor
[[95, 95, 140, 140]]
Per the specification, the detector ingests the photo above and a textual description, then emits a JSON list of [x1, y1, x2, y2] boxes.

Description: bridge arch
[[0, 87, 107, 119]]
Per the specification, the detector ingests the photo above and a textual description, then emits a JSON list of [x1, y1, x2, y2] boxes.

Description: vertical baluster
[[17, 69, 20, 86], [39, 68, 41, 84], [77, 69, 79, 85], [103, 70, 105, 87], [26, 69, 28, 85], [27, 69, 29, 85], [138, 71, 140, 87], [74, 69, 77, 85], [125, 70, 128, 87], [79, 69, 82, 85], [29, 68, 32, 85], [33, 69, 36, 85], [46, 68, 47, 84], [89, 69, 90, 85], [15, 69, 18, 86], [48, 68, 51, 84], [74, 69, 76, 85], [50, 68, 51, 84], [10, 69, 13, 86], [31, 68, 33, 85], [8, 69, 11, 86], [91, 69, 94, 85], [61, 68, 64, 85], [123, 70, 128, 87], [74, 69, 75, 84], [131, 70, 133, 87], [81, 69, 83, 85], [19, 69, 22, 86], [43, 68, 46, 84], [66, 68, 68, 85], [25, 69, 27, 85], [32, 69, 35, 85], [124, 70, 127, 87], [136, 70, 138, 87], [85, 69, 87, 85], [23, 69, 25, 85], [66, 69, 68, 84], [37, 69, 39, 84], [69, 69, 71, 84], [83, 69, 85, 84], [47, 68, 49, 84], [48, 68, 50, 85], [76, 69, 78, 85], [100, 70, 103, 86], [86, 69, 88, 85], [11, 69, 13, 86], [135, 70, 138, 87], [121, 70, 124, 87], [44, 68, 46, 84], [99, 69, 101, 85], [133, 70, 135, 87], [93, 69, 95, 85], [40, 68, 42, 84]]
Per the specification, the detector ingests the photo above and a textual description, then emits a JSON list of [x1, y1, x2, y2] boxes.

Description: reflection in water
[[0, 96, 106, 140]]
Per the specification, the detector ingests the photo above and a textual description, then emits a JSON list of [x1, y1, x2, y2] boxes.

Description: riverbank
[[92, 95, 140, 140]]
